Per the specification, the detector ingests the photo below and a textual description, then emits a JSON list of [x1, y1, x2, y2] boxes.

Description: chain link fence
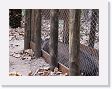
[[22, 9, 99, 76], [40, 9, 99, 49], [80, 9, 99, 49], [19, 9, 99, 49], [39, 9, 99, 76]]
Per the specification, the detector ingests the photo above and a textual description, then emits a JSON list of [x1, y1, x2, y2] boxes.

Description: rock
[[24, 49, 34, 55], [54, 67, 58, 73], [19, 32, 24, 36], [9, 71, 22, 76], [64, 73, 68, 76], [9, 36, 14, 41], [15, 44, 19, 47], [10, 54, 13, 56], [43, 71, 49, 76], [21, 57, 26, 60], [13, 53, 21, 58], [43, 67, 50, 71], [38, 69, 44, 72], [38, 72, 44, 75], [19, 50, 24, 55], [26, 56, 31, 60], [28, 71, 32, 76], [50, 71, 54, 76], [56, 71, 62, 75]]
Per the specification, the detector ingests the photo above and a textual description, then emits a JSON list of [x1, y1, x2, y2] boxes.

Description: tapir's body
[[42, 39, 99, 76]]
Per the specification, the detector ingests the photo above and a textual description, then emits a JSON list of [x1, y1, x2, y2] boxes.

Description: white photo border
[[0, 0, 109, 86]]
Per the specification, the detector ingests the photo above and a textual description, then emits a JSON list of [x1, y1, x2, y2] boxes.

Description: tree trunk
[[24, 9, 31, 50], [88, 9, 98, 48], [69, 9, 81, 76], [49, 9, 59, 71], [33, 9, 42, 58]]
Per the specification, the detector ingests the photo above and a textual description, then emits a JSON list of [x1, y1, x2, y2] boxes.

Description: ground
[[9, 12, 99, 76], [9, 27, 65, 76]]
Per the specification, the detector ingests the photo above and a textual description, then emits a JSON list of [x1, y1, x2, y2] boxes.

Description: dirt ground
[[9, 27, 66, 76]]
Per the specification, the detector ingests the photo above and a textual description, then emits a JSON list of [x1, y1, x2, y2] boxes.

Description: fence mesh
[[80, 9, 99, 49], [40, 9, 99, 76], [40, 9, 99, 49], [23, 9, 99, 76]]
